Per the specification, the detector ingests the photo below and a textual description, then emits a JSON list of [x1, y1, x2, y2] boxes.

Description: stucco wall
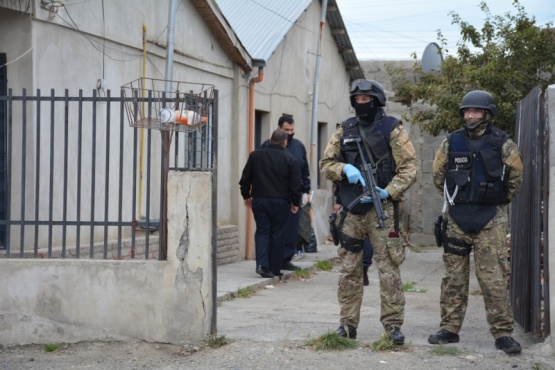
[[0, 0, 244, 249], [0, 172, 213, 345]]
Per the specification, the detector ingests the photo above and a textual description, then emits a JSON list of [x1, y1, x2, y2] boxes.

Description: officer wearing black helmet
[[429, 90, 524, 354], [320, 79, 417, 344]]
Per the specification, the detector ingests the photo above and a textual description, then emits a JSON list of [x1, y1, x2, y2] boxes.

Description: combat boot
[[363, 266, 369, 286], [388, 327, 405, 345], [336, 324, 357, 339], [428, 329, 460, 344], [495, 336, 521, 354]]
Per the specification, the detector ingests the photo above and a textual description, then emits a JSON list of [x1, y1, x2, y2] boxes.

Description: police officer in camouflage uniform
[[320, 79, 417, 343], [428, 90, 524, 354]]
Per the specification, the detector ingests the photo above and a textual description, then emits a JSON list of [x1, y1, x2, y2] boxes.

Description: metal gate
[[510, 86, 550, 339], [0, 88, 216, 260]]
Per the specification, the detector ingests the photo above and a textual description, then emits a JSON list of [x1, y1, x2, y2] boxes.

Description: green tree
[[389, 1, 555, 136]]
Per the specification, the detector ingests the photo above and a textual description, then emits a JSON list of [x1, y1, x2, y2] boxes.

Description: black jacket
[[262, 137, 310, 194], [239, 144, 302, 206]]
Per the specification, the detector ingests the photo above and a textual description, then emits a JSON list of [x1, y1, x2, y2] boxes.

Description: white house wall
[[0, 0, 247, 248], [235, 1, 353, 257]]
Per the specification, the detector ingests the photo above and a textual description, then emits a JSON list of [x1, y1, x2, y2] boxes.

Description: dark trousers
[[283, 209, 300, 263], [252, 197, 290, 275], [363, 239, 374, 268]]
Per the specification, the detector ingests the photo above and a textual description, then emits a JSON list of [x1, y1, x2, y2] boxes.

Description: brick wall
[[217, 225, 240, 265]]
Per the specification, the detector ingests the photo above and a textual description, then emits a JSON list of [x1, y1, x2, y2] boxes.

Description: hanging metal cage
[[121, 78, 215, 132]]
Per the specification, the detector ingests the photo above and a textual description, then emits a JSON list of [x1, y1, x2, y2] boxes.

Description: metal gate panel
[[511, 86, 550, 338]]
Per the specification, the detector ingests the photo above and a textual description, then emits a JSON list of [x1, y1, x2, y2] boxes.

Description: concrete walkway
[[217, 242, 338, 302]]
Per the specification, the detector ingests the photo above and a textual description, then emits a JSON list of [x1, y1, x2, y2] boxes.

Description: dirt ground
[[1, 248, 554, 370]]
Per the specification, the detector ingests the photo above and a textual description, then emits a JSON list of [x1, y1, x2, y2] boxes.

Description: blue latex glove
[[375, 186, 389, 200], [361, 195, 373, 203], [343, 164, 366, 187]]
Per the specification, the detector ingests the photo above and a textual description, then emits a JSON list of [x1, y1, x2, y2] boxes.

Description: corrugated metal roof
[[215, 0, 364, 81], [214, 0, 313, 62]]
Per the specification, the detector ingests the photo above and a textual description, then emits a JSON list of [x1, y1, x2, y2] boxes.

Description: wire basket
[[121, 78, 215, 132]]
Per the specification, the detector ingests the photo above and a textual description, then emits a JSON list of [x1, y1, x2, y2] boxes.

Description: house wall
[[0, 0, 246, 247], [235, 1, 354, 255]]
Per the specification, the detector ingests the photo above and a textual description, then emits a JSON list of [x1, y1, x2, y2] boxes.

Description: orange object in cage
[[175, 110, 207, 125]]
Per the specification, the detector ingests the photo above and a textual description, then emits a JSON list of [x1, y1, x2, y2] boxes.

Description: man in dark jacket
[[262, 114, 310, 271], [240, 128, 302, 278]]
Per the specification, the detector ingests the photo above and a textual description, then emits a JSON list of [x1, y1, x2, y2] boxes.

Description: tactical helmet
[[459, 90, 497, 117], [349, 79, 386, 107]]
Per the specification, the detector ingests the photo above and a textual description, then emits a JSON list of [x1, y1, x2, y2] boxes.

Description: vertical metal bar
[[48, 89, 55, 257], [33, 89, 41, 256], [117, 95, 125, 258], [90, 90, 97, 258], [541, 92, 551, 338], [19, 89, 27, 256], [131, 95, 138, 259], [76, 90, 83, 258], [103, 90, 111, 259], [210, 95, 218, 334], [5, 89, 12, 256], [62, 89, 69, 258], [145, 93, 152, 258]]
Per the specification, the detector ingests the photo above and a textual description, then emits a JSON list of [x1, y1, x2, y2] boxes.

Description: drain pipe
[[246, 63, 265, 260]]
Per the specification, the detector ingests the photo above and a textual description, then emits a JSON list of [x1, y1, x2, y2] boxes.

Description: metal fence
[[510, 86, 550, 339], [0, 88, 216, 260]]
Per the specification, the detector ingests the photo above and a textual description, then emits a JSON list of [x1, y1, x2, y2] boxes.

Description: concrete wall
[[0, 171, 213, 345]]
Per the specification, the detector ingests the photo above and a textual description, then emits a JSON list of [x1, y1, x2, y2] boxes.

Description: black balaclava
[[353, 100, 379, 123]]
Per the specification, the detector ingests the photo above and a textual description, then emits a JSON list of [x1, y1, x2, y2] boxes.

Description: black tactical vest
[[445, 126, 509, 233], [337, 115, 400, 214]]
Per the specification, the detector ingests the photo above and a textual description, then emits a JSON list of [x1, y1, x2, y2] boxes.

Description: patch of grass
[[409, 243, 425, 253], [429, 344, 463, 356], [403, 281, 427, 293], [205, 334, 229, 348], [305, 331, 358, 351], [314, 260, 333, 271], [371, 332, 400, 352], [292, 268, 311, 279], [532, 362, 542, 370], [470, 288, 482, 296], [44, 343, 60, 352], [237, 286, 255, 298]]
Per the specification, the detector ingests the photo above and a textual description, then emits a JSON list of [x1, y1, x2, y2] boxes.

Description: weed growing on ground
[[402, 281, 427, 293], [470, 288, 482, 296], [429, 344, 463, 356], [292, 268, 311, 279], [237, 286, 255, 298], [314, 260, 333, 271], [305, 331, 358, 351], [205, 335, 229, 348], [370, 332, 406, 352], [44, 344, 60, 352]]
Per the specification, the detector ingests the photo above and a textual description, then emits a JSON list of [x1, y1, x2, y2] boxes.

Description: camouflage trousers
[[337, 201, 405, 331], [439, 210, 514, 339]]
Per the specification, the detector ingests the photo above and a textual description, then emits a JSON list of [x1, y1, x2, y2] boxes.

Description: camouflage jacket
[[319, 123, 417, 201]]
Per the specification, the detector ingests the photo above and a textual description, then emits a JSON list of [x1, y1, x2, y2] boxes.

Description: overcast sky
[[334, 0, 554, 60]]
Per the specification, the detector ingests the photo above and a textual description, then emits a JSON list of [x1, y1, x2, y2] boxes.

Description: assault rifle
[[342, 136, 387, 229]]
